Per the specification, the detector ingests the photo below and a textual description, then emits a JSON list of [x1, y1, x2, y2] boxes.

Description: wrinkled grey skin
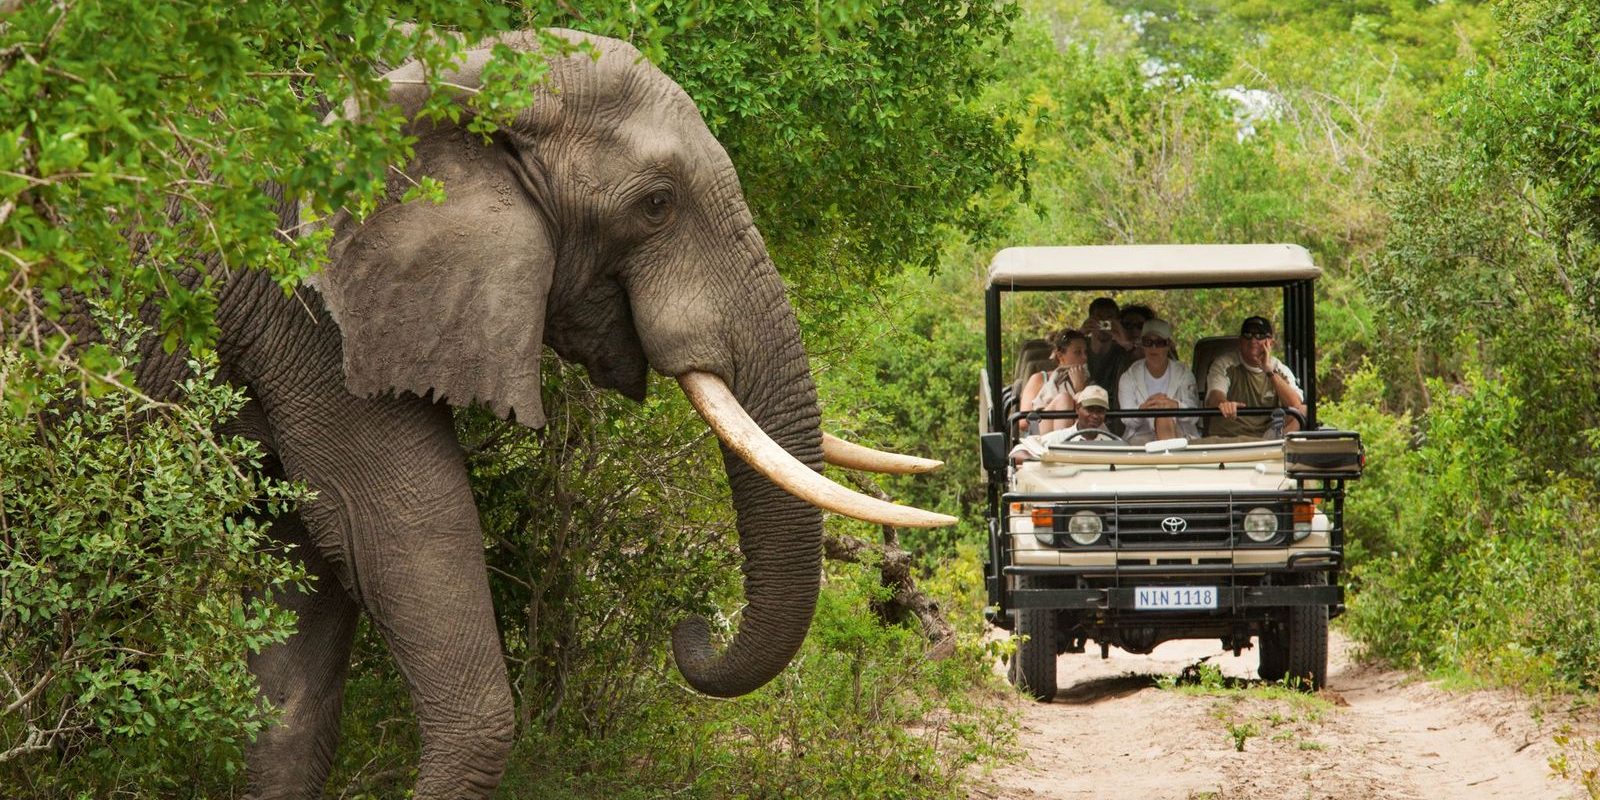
[[154, 30, 824, 798]]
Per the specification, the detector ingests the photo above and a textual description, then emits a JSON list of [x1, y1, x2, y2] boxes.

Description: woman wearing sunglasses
[[1117, 318, 1200, 445]]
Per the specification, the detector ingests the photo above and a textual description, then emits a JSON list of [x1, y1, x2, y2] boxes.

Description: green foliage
[[0, 1, 551, 370], [0, 321, 305, 794], [1339, 364, 1600, 689], [492, 552, 1015, 800]]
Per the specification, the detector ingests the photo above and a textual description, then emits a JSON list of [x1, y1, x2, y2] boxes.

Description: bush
[[493, 548, 1016, 800], [1335, 363, 1600, 689], [0, 333, 304, 796]]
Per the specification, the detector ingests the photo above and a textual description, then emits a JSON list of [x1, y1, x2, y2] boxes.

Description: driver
[[1010, 385, 1114, 460], [1204, 315, 1305, 439]]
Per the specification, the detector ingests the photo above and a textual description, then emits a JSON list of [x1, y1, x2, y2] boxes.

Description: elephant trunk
[[669, 283, 824, 698]]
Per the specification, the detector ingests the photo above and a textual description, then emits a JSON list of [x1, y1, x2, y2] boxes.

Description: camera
[[1097, 319, 1112, 331]]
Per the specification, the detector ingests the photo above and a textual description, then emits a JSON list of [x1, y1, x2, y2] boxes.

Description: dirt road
[[970, 630, 1584, 800]]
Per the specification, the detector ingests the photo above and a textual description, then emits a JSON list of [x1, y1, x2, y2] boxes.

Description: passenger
[[1119, 303, 1156, 360], [1010, 385, 1114, 460], [1018, 329, 1090, 435], [1117, 319, 1199, 445], [1205, 315, 1305, 439], [1083, 297, 1133, 392]]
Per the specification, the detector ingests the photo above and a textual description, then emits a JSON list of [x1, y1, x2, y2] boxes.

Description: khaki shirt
[[1206, 351, 1299, 439]]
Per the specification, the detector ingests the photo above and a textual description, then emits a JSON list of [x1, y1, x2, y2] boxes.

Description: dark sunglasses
[[1243, 332, 1273, 341], [1121, 320, 1144, 330], [1139, 337, 1169, 348]]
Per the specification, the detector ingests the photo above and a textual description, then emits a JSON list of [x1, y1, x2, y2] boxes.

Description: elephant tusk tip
[[820, 432, 944, 474]]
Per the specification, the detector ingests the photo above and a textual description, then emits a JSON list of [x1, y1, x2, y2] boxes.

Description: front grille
[[1050, 500, 1289, 548]]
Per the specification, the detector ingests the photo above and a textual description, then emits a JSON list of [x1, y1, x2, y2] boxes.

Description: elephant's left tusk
[[822, 433, 944, 474], [678, 371, 957, 528]]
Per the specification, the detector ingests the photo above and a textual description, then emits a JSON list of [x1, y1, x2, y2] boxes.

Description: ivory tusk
[[821, 433, 944, 474], [678, 371, 957, 528]]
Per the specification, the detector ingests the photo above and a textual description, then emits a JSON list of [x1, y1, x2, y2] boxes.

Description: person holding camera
[[1019, 328, 1090, 435], [1081, 296, 1132, 430]]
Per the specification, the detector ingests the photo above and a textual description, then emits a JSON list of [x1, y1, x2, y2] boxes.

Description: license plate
[[1134, 586, 1218, 610]]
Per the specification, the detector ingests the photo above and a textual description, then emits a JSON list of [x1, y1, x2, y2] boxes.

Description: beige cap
[[1075, 384, 1110, 409], [1141, 318, 1173, 343]]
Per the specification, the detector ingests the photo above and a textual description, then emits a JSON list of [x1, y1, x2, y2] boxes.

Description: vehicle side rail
[[1009, 405, 1307, 429]]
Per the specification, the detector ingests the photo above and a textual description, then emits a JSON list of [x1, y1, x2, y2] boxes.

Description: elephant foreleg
[[282, 399, 516, 798], [245, 511, 361, 800]]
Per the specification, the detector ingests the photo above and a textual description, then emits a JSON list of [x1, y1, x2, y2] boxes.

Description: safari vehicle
[[977, 244, 1364, 699]]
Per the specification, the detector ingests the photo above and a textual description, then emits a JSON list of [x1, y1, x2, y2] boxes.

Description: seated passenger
[[1204, 316, 1305, 439], [1119, 303, 1156, 360], [1011, 385, 1114, 460], [1117, 319, 1199, 445], [1019, 329, 1089, 435], [1082, 297, 1133, 407]]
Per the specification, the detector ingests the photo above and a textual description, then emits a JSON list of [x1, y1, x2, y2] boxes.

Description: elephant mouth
[[676, 371, 953, 527]]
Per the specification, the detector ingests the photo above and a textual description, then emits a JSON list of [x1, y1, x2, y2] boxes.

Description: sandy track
[[969, 630, 1581, 800]]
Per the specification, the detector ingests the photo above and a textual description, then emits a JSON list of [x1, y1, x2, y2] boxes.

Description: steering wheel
[[1061, 428, 1125, 443]]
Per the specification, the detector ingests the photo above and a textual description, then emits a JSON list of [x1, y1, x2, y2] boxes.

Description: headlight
[[1068, 511, 1104, 545], [1243, 507, 1279, 542]]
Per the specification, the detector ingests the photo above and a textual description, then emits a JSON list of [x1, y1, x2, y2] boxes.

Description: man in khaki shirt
[[1204, 316, 1305, 439]]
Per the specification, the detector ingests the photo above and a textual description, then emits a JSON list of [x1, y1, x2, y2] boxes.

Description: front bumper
[[1004, 582, 1342, 611]]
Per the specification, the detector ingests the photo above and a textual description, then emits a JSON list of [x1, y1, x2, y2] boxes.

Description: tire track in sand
[[970, 630, 1580, 800]]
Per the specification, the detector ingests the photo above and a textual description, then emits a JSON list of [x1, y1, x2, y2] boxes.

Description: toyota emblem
[[1161, 516, 1188, 534]]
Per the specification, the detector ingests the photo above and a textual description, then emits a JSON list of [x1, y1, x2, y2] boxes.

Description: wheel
[[1283, 573, 1329, 690], [1008, 574, 1058, 701]]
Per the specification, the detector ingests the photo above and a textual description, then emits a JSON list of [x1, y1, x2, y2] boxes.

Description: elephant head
[[308, 30, 950, 698]]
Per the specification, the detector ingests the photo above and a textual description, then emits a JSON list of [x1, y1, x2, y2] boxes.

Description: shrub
[[0, 333, 304, 796]]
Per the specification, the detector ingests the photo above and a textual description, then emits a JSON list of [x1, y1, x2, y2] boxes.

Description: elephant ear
[[312, 52, 560, 428]]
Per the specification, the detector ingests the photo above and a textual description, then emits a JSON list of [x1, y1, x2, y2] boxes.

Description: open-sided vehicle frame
[[976, 244, 1364, 698]]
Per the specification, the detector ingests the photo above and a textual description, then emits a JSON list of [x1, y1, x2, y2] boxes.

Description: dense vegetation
[[6, 0, 1600, 796]]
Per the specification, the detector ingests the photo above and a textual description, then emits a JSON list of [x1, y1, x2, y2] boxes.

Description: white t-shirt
[[1117, 359, 1200, 444]]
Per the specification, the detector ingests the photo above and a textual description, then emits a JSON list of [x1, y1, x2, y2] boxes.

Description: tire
[[1008, 574, 1058, 701], [1283, 573, 1329, 690]]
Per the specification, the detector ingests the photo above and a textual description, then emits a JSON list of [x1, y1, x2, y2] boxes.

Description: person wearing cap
[[1117, 318, 1199, 445], [1205, 315, 1305, 439], [1010, 385, 1115, 461]]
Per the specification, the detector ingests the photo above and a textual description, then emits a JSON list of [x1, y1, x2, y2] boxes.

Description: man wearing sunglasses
[[1204, 315, 1305, 439]]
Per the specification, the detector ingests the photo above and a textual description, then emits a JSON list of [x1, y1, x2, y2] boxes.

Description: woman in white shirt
[[1117, 319, 1200, 445]]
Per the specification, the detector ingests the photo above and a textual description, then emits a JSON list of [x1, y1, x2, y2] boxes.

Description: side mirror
[[980, 432, 1007, 473]]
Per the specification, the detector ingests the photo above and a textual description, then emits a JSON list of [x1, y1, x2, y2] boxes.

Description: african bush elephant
[[144, 29, 950, 799]]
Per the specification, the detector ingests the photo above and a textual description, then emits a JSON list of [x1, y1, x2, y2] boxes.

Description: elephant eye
[[641, 188, 674, 224]]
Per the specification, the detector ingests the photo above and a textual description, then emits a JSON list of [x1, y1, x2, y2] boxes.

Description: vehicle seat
[[1189, 335, 1239, 436], [1002, 338, 1055, 423], [1189, 336, 1237, 392]]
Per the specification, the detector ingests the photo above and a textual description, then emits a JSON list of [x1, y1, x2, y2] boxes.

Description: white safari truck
[[978, 245, 1364, 699]]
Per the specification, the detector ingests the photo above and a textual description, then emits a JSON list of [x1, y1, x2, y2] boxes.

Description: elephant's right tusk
[[821, 433, 943, 474], [678, 371, 957, 528]]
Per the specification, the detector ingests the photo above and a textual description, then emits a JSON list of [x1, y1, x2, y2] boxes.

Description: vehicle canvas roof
[[987, 243, 1319, 290]]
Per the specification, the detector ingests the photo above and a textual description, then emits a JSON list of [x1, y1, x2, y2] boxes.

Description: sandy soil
[[969, 630, 1585, 800]]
